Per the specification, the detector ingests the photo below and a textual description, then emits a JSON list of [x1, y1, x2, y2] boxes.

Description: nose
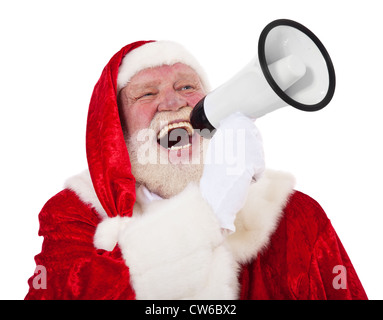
[[157, 89, 187, 112]]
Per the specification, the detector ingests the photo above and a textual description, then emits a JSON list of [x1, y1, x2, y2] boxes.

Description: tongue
[[158, 128, 190, 149]]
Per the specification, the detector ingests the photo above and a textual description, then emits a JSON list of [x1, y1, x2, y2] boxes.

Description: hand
[[200, 112, 265, 232]]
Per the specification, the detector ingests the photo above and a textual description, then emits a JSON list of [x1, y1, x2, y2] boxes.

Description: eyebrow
[[126, 81, 159, 98], [129, 80, 160, 91]]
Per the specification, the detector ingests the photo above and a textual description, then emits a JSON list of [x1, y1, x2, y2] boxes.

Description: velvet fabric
[[25, 189, 135, 299], [25, 188, 367, 299], [238, 191, 367, 299], [86, 40, 153, 219]]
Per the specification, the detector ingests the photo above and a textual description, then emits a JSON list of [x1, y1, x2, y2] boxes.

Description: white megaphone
[[190, 19, 336, 133]]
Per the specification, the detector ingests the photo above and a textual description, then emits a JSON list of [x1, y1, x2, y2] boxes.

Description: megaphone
[[190, 19, 336, 133]]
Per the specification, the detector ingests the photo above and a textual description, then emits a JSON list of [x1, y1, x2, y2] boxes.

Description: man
[[25, 40, 367, 299]]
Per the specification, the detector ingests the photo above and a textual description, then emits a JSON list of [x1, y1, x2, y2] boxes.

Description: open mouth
[[157, 121, 194, 151]]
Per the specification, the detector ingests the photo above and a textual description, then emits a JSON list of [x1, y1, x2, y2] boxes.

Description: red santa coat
[[25, 42, 367, 300]]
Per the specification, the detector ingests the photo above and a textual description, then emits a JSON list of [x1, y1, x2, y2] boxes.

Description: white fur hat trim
[[117, 41, 210, 92]]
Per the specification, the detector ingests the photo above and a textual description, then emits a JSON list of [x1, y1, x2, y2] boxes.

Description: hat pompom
[[94, 216, 125, 251]]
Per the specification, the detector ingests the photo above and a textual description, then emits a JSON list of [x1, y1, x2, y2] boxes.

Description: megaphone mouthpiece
[[268, 54, 307, 91]]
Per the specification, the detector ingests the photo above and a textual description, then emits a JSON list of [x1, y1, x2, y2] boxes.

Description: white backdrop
[[1, 0, 382, 299]]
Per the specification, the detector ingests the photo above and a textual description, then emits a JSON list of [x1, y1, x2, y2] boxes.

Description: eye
[[177, 84, 197, 93], [137, 91, 156, 100]]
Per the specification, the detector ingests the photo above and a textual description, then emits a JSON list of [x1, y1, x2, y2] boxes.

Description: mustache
[[149, 107, 193, 133]]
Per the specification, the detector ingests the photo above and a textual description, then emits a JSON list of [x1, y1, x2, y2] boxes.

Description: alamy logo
[[32, 265, 47, 290], [332, 265, 347, 290]]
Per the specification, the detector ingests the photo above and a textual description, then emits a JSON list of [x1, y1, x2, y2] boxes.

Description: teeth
[[169, 143, 192, 151], [157, 121, 194, 140]]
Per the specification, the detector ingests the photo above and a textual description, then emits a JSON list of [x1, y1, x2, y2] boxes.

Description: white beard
[[126, 107, 208, 199]]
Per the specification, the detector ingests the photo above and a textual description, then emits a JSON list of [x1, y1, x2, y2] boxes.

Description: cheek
[[126, 104, 158, 135], [188, 92, 206, 109]]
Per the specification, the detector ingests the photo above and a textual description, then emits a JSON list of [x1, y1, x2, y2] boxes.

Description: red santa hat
[[86, 40, 210, 250]]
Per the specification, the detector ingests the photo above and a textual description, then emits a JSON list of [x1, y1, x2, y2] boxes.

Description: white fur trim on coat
[[64, 170, 108, 219], [65, 169, 295, 299], [117, 183, 239, 299], [226, 170, 296, 263]]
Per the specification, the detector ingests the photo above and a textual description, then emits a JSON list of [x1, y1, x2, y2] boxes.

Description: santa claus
[[25, 40, 367, 300]]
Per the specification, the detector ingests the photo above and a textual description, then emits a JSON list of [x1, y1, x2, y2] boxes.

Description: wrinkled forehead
[[127, 63, 204, 89]]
